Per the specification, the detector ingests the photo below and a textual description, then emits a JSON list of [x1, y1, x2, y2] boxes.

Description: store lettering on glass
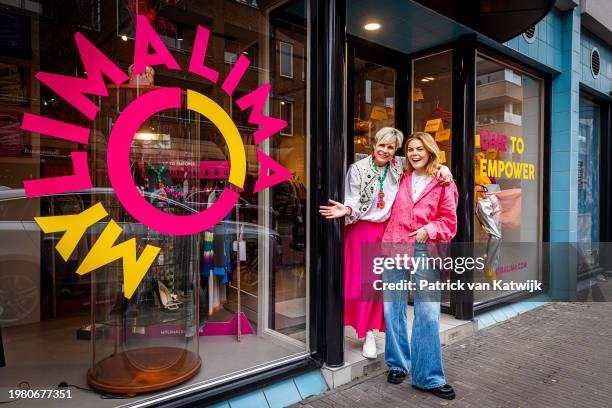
[[477, 130, 535, 181], [21, 16, 291, 299]]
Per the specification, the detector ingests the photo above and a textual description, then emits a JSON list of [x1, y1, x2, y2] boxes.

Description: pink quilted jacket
[[383, 171, 458, 244]]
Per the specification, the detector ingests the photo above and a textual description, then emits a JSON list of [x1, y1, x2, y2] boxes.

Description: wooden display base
[[87, 347, 201, 395]]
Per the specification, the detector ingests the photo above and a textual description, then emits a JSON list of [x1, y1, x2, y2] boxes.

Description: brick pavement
[[293, 303, 612, 408]]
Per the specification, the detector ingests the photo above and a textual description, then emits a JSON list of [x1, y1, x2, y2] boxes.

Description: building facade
[[0, 0, 609, 406]]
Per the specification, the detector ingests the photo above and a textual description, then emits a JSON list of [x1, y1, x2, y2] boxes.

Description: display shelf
[[98, 300, 194, 327]]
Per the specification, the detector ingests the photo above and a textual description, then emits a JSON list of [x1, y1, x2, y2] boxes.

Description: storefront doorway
[[347, 33, 548, 316], [347, 38, 409, 163]]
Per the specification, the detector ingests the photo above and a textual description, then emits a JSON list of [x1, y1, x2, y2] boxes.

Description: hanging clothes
[[206, 191, 219, 315], [222, 212, 233, 284], [202, 190, 235, 315]]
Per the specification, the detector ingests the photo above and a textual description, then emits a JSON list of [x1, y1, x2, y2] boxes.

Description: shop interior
[[0, 0, 308, 404]]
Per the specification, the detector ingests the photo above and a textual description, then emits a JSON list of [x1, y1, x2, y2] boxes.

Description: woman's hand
[[319, 199, 350, 219], [435, 165, 453, 185], [409, 227, 429, 243]]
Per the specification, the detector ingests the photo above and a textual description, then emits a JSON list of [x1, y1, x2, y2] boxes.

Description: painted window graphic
[[21, 16, 292, 298]]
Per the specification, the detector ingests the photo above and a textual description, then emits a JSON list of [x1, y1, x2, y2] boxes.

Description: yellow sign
[[370, 105, 388, 121], [475, 133, 480, 148], [439, 150, 446, 163], [435, 129, 451, 142], [413, 88, 424, 101], [424, 118, 442, 133]]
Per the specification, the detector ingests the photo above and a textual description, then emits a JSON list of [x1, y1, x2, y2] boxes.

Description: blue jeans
[[383, 243, 446, 389]]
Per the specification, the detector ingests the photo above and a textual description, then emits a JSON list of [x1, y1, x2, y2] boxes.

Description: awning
[[413, 0, 555, 43]]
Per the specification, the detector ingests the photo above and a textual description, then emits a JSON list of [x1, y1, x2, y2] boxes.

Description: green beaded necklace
[[370, 158, 390, 209], [148, 164, 167, 185]]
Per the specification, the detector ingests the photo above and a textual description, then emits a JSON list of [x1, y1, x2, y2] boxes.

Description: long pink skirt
[[344, 220, 386, 339]]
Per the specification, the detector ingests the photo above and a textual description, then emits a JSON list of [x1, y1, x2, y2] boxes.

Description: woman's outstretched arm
[[319, 165, 361, 223]]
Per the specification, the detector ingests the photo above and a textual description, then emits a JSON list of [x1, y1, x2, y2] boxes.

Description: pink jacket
[[383, 172, 458, 244]]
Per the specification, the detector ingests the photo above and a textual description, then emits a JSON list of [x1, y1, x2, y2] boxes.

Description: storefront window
[[474, 54, 543, 304], [353, 58, 395, 160], [411, 51, 452, 167], [578, 95, 601, 271], [0, 0, 308, 404]]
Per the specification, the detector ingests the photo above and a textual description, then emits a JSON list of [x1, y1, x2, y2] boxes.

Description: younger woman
[[382, 132, 458, 399], [319, 128, 452, 358]]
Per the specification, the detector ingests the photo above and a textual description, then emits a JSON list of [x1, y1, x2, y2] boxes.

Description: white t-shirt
[[411, 173, 431, 201]]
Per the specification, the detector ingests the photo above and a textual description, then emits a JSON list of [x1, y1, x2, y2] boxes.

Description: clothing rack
[[197, 171, 253, 340]]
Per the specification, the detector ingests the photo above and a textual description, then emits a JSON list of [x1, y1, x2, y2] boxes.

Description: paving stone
[[291, 303, 612, 407]]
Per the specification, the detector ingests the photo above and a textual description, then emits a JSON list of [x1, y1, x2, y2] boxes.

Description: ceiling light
[[420, 76, 434, 82], [364, 22, 381, 31], [121, 35, 128, 41], [135, 132, 156, 141], [280, 101, 285, 105]]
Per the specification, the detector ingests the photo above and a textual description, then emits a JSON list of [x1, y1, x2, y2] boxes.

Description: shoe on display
[[387, 369, 407, 384], [362, 331, 377, 359]]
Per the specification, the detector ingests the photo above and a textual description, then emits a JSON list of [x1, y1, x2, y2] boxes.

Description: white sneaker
[[362, 331, 377, 359]]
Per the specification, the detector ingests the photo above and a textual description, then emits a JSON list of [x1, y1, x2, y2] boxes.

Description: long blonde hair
[[403, 132, 441, 176]]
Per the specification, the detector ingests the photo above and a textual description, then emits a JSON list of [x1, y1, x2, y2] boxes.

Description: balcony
[[581, 0, 612, 45]]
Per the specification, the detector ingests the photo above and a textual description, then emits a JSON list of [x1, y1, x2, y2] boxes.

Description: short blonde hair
[[373, 127, 404, 150], [404, 132, 441, 176]]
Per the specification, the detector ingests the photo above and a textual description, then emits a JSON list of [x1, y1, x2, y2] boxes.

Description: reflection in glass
[[473, 54, 543, 304], [353, 59, 395, 160], [0, 0, 309, 402], [412, 51, 452, 167], [578, 95, 600, 273]]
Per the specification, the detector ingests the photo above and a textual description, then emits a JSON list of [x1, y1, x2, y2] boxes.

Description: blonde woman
[[319, 127, 452, 358], [382, 132, 458, 399]]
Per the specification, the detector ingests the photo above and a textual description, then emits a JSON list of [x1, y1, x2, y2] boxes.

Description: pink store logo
[[22, 15, 290, 234], [20, 16, 291, 298]]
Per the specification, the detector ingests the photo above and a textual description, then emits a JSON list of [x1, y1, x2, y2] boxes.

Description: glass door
[[352, 58, 397, 162], [411, 50, 453, 167]]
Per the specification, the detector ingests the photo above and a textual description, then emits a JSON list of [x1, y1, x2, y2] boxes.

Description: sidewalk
[[292, 303, 612, 408]]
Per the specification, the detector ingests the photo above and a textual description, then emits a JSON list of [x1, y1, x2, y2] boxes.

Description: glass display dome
[[86, 190, 200, 394]]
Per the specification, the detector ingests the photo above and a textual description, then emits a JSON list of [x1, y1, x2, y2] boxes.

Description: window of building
[[279, 41, 293, 78], [578, 94, 601, 271], [280, 100, 293, 136], [474, 54, 544, 304]]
